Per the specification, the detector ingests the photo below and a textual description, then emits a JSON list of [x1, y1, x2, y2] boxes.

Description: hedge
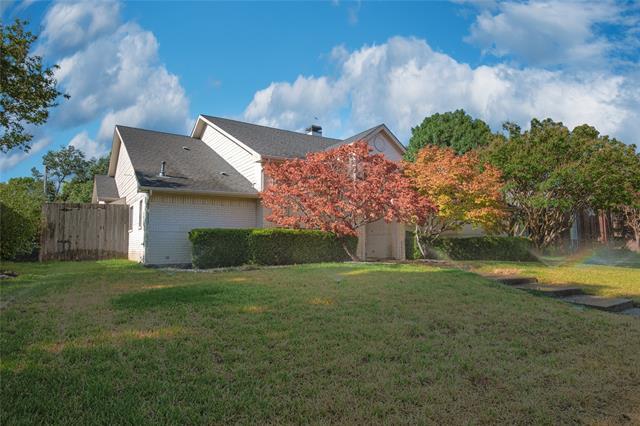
[[0, 179, 43, 261], [405, 232, 537, 261], [189, 228, 252, 268], [189, 228, 357, 268]]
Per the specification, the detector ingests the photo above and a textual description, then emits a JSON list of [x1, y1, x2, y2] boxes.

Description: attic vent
[[305, 124, 322, 136], [220, 171, 229, 176], [159, 161, 166, 177]]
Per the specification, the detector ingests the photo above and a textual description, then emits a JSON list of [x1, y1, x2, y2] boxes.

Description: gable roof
[[201, 116, 405, 159], [202, 115, 344, 158], [116, 125, 258, 196], [93, 175, 119, 201], [341, 124, 387, 145]]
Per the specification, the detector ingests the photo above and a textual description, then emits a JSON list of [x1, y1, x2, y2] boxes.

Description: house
[[92, 115, 408, 265]]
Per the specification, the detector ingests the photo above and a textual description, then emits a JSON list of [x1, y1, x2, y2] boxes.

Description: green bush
[[189, 228, 357, 268], [405, 231, 421, 260], [405, 232, 536, 261], [189, 228, 252, 268], [249, 229, 356, 265], [0, 178, 44, 260]]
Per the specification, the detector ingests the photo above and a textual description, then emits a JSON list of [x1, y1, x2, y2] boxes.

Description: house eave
[[138, 186, 260, 199]]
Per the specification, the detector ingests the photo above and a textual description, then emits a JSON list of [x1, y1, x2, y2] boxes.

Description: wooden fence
[[40, 203, 129, 261]]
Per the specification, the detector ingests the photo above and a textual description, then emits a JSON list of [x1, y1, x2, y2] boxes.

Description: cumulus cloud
[[464, 0, 638, 67], [37, 0, 191, 155], [68, 131, 108, 160], [0, 137, 50, 173], [242, 36, 639, 145], [37, 1, 121, 57], [244, 76, 347, 132]]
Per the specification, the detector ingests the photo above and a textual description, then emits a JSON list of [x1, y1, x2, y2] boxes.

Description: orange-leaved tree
[[261, 141, 435, 260], [405, 145, 506, 257]]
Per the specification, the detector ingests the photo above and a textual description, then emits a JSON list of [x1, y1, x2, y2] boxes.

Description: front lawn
[[467, 260, 640, 303], [1, 261, 639, 424]]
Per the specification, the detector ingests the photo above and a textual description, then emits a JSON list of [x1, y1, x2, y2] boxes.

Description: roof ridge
[[343, 123, 386, 141], [202, 115, 344, 142], [116, 124, 196, 139]]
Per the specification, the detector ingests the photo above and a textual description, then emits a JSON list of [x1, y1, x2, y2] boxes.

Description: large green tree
[[62, 155, 110, 203], [405, 109, 493, 160], [484, 118, 640, 249], [33, 145, 88, 199], [32, 146, 109, 202], [1, 19, 67, 153]]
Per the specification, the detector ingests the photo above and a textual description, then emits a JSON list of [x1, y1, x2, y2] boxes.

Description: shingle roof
[[116, 125, 258, 195], [324, 124, 388, 151], [341, 124, 386, 145], [202, 115, 344, 158], [94, 175, 119, 200]]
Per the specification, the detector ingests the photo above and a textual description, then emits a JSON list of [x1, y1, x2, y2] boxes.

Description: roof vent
[[219, 171, 229, 176], [159, 161, 166, 177], [305, 124, 322, 136]]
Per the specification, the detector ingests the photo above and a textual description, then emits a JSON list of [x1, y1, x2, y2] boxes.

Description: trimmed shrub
[[0, 178, 43, 260], [249, 229, 356, 265], [405, 231, 536, 261], [189, 228, 252, 268], [405, 231, 421, 260], [189, 228, 357, 268]]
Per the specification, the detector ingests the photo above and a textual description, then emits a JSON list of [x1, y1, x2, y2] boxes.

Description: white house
[[93, 115, 408, 265]]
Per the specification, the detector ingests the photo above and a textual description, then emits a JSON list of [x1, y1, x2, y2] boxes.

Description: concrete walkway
[[483, 274, 639, 318]]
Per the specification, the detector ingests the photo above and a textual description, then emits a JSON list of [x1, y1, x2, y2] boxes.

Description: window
[[138, 199, 144, 229], [128, 206, 133, 231]]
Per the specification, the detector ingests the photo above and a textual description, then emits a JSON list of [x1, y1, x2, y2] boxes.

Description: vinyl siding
[[127, 192, 147, 262], [114, 142, 138, 203], [200, 124, 261, 190], [369, 132, 403, 161], [145, 193, 258, 265], [112, 140, 147, 261]]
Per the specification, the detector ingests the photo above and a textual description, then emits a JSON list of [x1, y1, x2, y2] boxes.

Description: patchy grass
[[1, 260, 639, 424], [468, 260, 640, 303]]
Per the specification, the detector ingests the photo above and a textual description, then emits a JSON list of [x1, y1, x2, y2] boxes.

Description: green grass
[[467, 259, 640, 303], [1, 260, 639, 424]]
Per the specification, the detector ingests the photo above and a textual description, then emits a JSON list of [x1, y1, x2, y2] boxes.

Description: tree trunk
[[415, 229, 427, 259], [341, 239, 360, 262]]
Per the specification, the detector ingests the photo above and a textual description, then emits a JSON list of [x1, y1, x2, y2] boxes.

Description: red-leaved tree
[[261, 141, 434, 260]]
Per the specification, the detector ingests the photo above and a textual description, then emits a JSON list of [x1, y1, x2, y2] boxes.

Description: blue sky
[[1, 0, 639, 179]]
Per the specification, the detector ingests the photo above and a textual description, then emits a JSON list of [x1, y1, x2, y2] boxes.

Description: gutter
[[138, 185, 260, 199]]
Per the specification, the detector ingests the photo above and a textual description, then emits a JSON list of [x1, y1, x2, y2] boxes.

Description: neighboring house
[[93, 115, 408, 265]]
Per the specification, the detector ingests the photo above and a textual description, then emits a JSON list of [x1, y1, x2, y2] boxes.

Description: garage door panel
[[146, 197, 257, 264]]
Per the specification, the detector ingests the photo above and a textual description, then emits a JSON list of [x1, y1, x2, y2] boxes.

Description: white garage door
[[145, 195, 257, 265]]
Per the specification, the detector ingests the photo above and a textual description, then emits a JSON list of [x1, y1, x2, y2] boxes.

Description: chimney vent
[[305, 124, 322, 136], [159, 161, 166, 177]]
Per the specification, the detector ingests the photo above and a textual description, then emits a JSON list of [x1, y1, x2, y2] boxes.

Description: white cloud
[[464, 0, 637, 67], [68, 131, 108, 159], [0, 137, 50, 173], [244, 75, 347, 132], [1, 0, 36, 18], [36, 1, 191, 158], [242, 36, 639, 145], [347, 0, 361, 26], [37, 0, 121, 57]]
